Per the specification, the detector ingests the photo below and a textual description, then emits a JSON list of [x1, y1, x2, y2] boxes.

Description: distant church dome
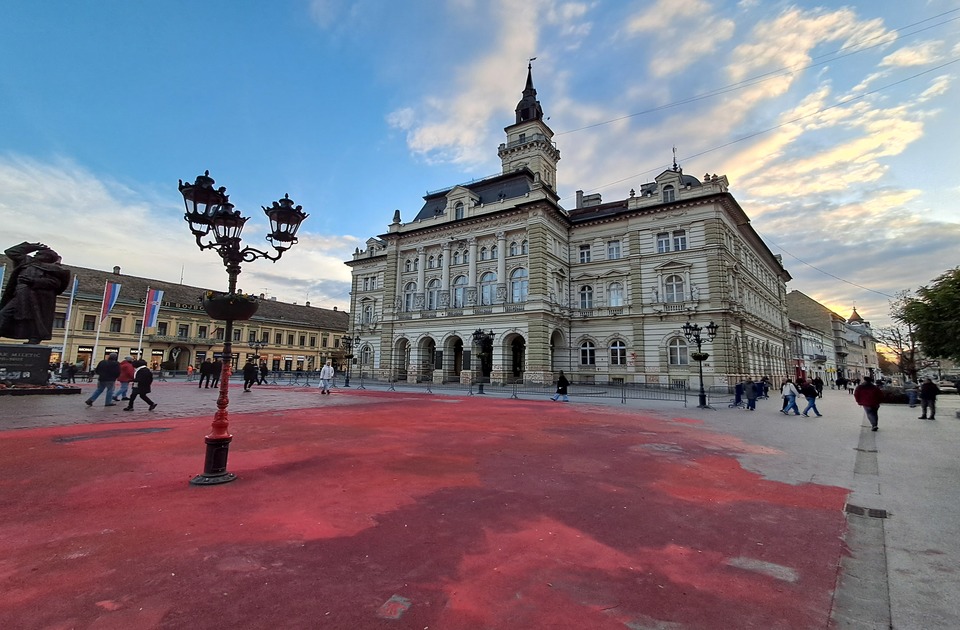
[[847, 308, 864, 323]]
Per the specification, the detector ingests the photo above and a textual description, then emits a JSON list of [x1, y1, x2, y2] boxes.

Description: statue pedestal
[[0, 344, 53, 385]]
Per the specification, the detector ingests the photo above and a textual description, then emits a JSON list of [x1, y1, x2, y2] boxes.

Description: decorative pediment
[[654, 260, 691, 272]]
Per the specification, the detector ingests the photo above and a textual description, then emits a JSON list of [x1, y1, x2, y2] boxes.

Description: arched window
[[426, 279, 441, 310], [664, 274, 684, 303], [362, 304, 373, 324], [479, 247, 488, 261], [428, 255, 436, 269], [403, 282, 417, 312], [413, 258, 419, 271], [509, 241, 519, 256], [608, 282, 624, 307], [453, 275, 467, 308], [463, 250, 469, 263], [610, 340, 626, 365], [453, 250, 462, 264], [669, 338, 688, 365], [579, 285, 593, 309], [437, 254, 443, 267], [360, 345, 372, 366], [455, 201, 464, 220], [663, 185, 675, 203], [510, 268, 528, 303], [479, 272, 497, 305], [521, 240, 528, 254], [491, 244, 498, 259], [404, 259, 412, 273], [580, 341, 596, 365]]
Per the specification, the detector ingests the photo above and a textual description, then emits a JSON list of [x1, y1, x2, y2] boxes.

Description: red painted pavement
[[0, 392, 848, 629]]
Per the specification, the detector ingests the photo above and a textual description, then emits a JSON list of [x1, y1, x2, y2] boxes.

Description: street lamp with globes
[[341, 335, 360, 386], [179, 170, 308, 486], [682, 320, 719, 409]]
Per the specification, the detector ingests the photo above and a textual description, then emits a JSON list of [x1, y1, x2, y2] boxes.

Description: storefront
[[151, 349, 164, 370]]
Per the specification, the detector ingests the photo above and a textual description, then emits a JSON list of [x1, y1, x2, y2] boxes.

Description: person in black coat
[[198, 358, 213, 389], [551, 370, 570, 402], [242, 359, 259, 392], [84, 353, 121, 407], [124, 360, 156, 411], [919, 378, 940, 420]]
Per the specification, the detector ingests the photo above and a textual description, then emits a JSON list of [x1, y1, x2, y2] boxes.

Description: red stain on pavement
[[0, 393, 848, 629]]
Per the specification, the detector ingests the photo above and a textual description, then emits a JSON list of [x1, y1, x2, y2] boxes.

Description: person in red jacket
[[113, 356, 136, 402], [854, 375, 883, 431]]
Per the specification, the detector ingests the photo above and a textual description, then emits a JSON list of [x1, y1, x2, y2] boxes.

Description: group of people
[[779, 377, 825, 417], [83, 353, 156, 411], [242, 360, 271, 392], [902, 377, 942, 420], [196, 358, 224, 389]]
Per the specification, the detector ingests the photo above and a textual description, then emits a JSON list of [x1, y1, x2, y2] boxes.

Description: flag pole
[[137, 286, 149, 360], [60, 275, 79, 373], [91, 279, 107, 363]]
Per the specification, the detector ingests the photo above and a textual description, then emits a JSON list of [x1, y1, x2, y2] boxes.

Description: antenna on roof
[[179, 264, 184, 285]]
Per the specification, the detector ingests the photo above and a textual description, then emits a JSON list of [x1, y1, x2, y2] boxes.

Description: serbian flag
[[143, 288, 164, 328], [100, 280, 122, 321]]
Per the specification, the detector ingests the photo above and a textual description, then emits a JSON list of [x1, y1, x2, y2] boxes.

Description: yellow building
[[1, 260, 349, 373]]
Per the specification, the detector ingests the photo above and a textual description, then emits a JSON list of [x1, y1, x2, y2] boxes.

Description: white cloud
[[0, 155, 355, 311], [625, 0, 735, 77], [880, 41, 944, 67]]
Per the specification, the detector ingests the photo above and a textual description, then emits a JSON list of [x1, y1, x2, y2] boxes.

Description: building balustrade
[[147, 334, 217, 345]]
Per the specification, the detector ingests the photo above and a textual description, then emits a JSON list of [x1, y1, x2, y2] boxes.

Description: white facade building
[[346, 66, 792, 388]]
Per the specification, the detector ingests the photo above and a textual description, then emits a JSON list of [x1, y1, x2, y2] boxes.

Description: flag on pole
[[100, 280, 122, 321], [143, 288, 164, 328], [0, 264, 6, 294], [64, 275, 79, 320]]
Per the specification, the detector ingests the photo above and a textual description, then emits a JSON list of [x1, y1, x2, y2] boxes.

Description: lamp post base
[[189, 435, 237, 486]]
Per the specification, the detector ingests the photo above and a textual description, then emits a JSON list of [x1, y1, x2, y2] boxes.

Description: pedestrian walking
[[551, 370, 570, 402], [113, 356, 135, 402], [919, 377, 940, 420], [124, 359, 157, 411], [800, 380, 822, 417], [854, 375, 883, 431], [318, 359, 335, 394], [242, 358, 259, 392], [744, 378, 758, 411], [903, 378, 919, 408], [210, 358, 223, 388], [812, 376, 824, 397], [780, 378, 801, 415], [258, 361, 269, 385], [84, 353, 120, 407], [198, 358, 213, 389]]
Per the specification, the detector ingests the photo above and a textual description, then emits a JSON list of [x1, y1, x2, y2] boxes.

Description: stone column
[[468, 238, 478, 288]]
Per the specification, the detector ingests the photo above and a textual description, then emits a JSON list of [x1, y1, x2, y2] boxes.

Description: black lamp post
[[248, 336, 266, 360], [180, 171, 308, 486], [472, 328, 494, 394], [682, 320, 719, 409], [341, 335, 360, 387]]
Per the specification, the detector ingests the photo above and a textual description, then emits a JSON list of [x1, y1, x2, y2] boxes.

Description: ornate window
[[479, 272, 497, 305], [510, 268, 528, 303], [521, 240, 528, 254], [428, 255, 435, 269], [580, 341, 596, 365], [663, 185, 675, 203], [480, 247, 488, 261], [579, 244, 591, 263], [608, 282, 624, 307], [453, 275, 467, 308], [403, 282, 417, 312], [669, 338, 689, 365], [360, 345, 372, 366], [673, 230, 687, 251], [453, 250, 462, 264], [657, 232, 670, 253], [610, 340, 627, 365], [426, 279, 441, 310], [491, 244, 498, 259], [404, 259, 413, 272], [509, 241, 519, 256], [455, 202, 465, 220], [362, 304, 374, 323], [607, 240, 621, 260], [437, 254, 443, 267], [664, 274, 684, 303], [579, 285, 593, 309]]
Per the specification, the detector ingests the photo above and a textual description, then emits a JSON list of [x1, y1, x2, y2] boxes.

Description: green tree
[[900, 268, 960, 362]]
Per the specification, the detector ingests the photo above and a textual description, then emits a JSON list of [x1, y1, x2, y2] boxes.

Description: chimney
[[113, 266, 121, 275], [305, 301, 310, 307], [333, 306, 338, 311], [576, 190, 584, 209]]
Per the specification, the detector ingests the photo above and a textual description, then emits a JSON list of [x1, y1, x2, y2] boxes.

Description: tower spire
[[515, 59, 544, 124]]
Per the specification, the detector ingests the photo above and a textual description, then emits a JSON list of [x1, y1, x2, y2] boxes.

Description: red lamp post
[[179, 171, 308, 485]]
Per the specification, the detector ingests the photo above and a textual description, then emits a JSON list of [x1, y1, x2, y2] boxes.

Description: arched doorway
[[550, 329, 567, 373], [418, 337, 436, 382], [447, 336, 464, 382], [510, 336, 525, 381], [169, 346, 190, 370], [395, 338, 411, 382]]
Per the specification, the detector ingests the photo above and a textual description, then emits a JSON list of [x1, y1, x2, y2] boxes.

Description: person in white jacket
[[780, 378, 801, 415], [318, 359, 335, 395]]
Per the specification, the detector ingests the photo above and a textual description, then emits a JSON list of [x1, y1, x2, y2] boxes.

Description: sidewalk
[[0, 383, 957, 628]]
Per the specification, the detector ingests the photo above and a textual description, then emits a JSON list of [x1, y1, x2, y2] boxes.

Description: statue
[[0, 242, 71, 344]]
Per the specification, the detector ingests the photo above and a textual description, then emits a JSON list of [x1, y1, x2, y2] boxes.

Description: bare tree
[[878, 291, 919, 379]]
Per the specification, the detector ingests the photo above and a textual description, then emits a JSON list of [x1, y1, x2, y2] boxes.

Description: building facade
[[1, 260, 349, 372], [346, 67, 792, 388], [785, 291, 879, 381]]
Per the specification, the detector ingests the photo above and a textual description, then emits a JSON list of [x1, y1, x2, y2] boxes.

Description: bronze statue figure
[[0, 242, 71, 344]]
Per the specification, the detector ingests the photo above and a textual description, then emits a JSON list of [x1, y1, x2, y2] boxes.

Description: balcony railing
[[147, 334, 217, 345]]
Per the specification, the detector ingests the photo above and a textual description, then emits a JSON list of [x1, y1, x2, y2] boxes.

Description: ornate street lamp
[[179, 171, 308, 486], [682, 319, 719, 409], [248, 335, 267, 360], [341, 335, 360, 387], [471, 328, 494, 394]]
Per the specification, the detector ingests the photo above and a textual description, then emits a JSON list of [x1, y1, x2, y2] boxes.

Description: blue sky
[[1, 0, 958, 328]]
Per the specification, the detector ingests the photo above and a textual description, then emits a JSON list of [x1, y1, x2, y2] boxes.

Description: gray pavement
[[2, 381, 958, 628]]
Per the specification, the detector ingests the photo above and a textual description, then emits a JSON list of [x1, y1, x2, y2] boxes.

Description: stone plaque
[[0, 344, 53, 385]]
